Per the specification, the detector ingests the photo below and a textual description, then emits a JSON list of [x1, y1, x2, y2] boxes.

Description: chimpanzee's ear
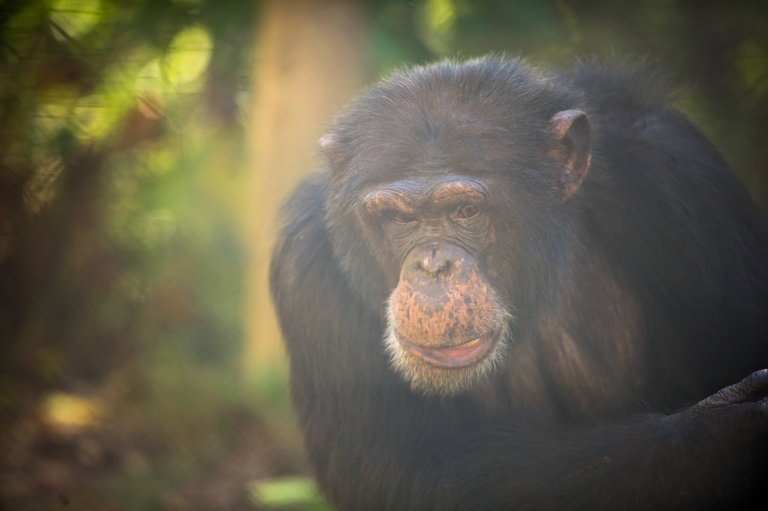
[[319, 133, 346, 165], [548, 110, 591, 201]]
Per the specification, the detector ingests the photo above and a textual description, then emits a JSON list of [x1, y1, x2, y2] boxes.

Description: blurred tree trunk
[[244, 0, 368, 384]]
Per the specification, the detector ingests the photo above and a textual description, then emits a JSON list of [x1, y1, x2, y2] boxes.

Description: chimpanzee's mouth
[[395, 330, 499, 368]]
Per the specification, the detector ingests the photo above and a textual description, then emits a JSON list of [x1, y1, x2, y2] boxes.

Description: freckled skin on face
[[390, 246, 496, 347], [383, 240, 510, 394]]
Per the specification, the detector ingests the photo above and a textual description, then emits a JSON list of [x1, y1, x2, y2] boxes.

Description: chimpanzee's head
[[321, 58, 592, 395]]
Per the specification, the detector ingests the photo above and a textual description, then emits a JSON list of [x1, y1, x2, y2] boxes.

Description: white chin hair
[[383, 304, 510, 397]]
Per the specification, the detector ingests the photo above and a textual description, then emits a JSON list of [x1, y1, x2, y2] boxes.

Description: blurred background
[[0, 0, 766, 509]]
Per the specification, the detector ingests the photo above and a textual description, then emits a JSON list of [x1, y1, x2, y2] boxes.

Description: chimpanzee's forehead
[[338, 104, 552, 181]]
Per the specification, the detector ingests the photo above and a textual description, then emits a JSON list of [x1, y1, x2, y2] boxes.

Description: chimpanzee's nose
[[416, 244, 453, 278]]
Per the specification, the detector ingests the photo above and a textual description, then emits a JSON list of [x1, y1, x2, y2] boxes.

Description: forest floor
[[0, 384, 309, 511]]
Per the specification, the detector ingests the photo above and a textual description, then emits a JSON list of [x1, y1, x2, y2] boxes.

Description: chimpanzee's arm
[[438, 378, 768, 510]]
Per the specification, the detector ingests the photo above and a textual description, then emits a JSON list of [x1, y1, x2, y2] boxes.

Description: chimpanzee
[[269, 56, 768, 510]]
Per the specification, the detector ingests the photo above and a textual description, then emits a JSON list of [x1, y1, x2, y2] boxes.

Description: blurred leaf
[[161, 25, 212, 88], [41, 392, 103, 428], [418, 0, 458, 54], [736, 39, 768, 104], [250, 477, 333, 510], [49, 0, 103, 41], [136, 58, 168, 109]]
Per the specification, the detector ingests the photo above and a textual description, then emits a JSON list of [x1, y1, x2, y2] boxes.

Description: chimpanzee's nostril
[[405, 241, 473, 283], [418, 255, 452, 277]]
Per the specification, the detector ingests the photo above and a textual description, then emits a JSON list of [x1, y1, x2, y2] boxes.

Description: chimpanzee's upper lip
[[395, 330, 498, 368]]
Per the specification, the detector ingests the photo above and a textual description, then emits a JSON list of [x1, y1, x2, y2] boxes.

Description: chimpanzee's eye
[[455, 204, 480, 219], [390, 211, 418, 224]]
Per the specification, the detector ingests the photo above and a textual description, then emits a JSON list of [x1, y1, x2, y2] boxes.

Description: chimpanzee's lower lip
[[396, 330, 499, 368]]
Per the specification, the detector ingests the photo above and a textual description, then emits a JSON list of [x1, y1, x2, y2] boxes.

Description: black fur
[[270, 56, 768, 510]]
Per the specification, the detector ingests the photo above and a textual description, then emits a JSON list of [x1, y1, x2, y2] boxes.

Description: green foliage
[[250, 477, 334, 511], [0, 0, 266, 508], [49, 0, 104, 40]]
